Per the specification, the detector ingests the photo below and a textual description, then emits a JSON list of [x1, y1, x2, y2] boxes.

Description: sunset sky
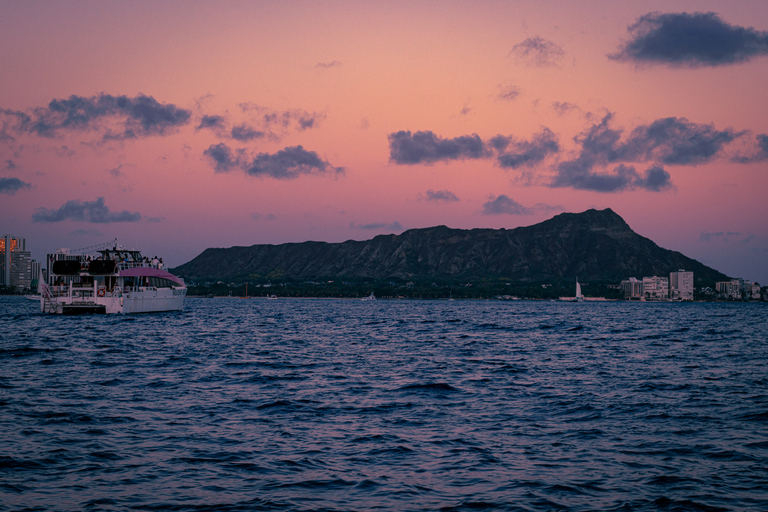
[[2, 1, 767, 284]]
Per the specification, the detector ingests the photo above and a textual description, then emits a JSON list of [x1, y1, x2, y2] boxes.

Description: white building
[[620, 277, 643, 299], [670, 270, 694, 301], [716, 280, 742, 300], [643, 276, 669, 300]]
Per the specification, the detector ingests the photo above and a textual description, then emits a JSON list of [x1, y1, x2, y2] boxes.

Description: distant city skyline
[[1, 1, 767, 284]]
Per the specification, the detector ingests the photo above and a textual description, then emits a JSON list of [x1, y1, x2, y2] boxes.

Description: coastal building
[[642, 276, 669, 300], [1, 234, 26, 289], [620, 277, 643, 299], [670, 270, 694, 301], [30, 260, 42, 292], [10, 250, 32, 291], [716, 280, 742, 300], [745, 281, 761, 300]]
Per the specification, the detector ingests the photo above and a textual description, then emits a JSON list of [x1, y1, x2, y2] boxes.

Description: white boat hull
[[42, 287, 186, 314]]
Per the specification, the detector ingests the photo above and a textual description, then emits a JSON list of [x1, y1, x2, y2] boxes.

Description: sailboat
[[558, 278, 584, 302], [575, 278, 584, 302]]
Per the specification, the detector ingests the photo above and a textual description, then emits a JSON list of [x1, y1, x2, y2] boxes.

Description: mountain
[[172, 209, 728, 285]]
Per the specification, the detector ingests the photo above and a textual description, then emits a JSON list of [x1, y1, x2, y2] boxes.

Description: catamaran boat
[[40, 244, 186, 314]]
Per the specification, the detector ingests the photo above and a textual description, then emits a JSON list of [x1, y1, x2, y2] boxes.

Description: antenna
[[68, 238, 119, 255]]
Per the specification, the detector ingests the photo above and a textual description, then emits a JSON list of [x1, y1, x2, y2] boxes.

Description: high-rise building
[[642, 276, 669, 300], [1, 234, 26, 288], [716, 280, 742, 300], [670, 270, 694, 301], [10, 250, 32, 291], [620, 277, 643, 299]]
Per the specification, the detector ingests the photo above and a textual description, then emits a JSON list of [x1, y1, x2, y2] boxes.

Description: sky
[[1, 0, 767, 284]]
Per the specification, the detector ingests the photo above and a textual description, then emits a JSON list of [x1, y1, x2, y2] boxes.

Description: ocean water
[[1, 296, 767, 512]]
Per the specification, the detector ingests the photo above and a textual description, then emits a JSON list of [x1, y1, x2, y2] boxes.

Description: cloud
[[0, 177, 31, 195], [552, 102, 577, 115], [491, 128, 560, 169], [388, 130, 487, 164], [106, 164, 130, 178], [497, 85, 521, 102], [4, 159, 16, 170], [481, 195, 533, 215], [197, 115, 226, 131], [549, 113, 730, 192], [389, 128, 560, 169], [610, 12, 768, 67], [204, 143, 345, 179], [635, 165, 672, 192], [146, 216, 165, 223], [350, 221, 403, 231], [251, 212, 277, 221], [700, 231, 742, 242], [553, 161, 671, 193], [424, 189, 459, 202], [316, 61, 342, 69], [203, 143, 240, 172], [246, 104, 324, 132], [510, 36, 565, 67], [731, 134, 768, 163], [621, 116, 737, 165], [11, 93, 191, 140], [230, 123, 265, 141], [32, 197, 141, 223]]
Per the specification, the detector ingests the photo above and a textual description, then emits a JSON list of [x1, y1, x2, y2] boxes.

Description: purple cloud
[[32, 197, 141, 223], [611, 12, 768, 67]]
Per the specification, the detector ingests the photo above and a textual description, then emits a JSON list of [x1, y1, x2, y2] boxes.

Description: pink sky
[[1, 1, 767, 283]]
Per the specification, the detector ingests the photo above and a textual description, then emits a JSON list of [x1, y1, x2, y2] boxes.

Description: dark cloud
[[492, 128, 560, 169], [497, 86, 521, 102], [251, 212, 277, 221], [106, 164, 128, 178], [610, 12, 768, 67], [350, 221, 403, 231], [552, 162, 637, 192], [204, 143, 344, 179], [4, 94, 191, 140], [388, 130, 487, 164], [32, 197, 141, 223], [146, 216, 165, 223], [245, 146, 344, 179], [700, 231, 742, 242], [259, 108, 324, 132], [552, 102, 577, 115], [635, 165, 672, 192], [549, 114, 731, 192], [425, 189, 459, 202], [4, 159, 16, 170], [622, 117, 737, 165], [231, 123, 265, 141], [0, 177, 31, 195], [197, 115, 226, 131], [731, 134, 768, 163], [203, 143, 242, 173], [552, 162, 671, 193], [510, 36, 565, 67], [481, 195, 533, 215], [316, 61, 342, 69]]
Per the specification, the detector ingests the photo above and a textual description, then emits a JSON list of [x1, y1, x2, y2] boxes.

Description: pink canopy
[[119, 267, 186, 286]]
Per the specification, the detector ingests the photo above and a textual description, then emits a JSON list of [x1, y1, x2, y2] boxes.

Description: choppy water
[[1, 296, 767, 511]]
